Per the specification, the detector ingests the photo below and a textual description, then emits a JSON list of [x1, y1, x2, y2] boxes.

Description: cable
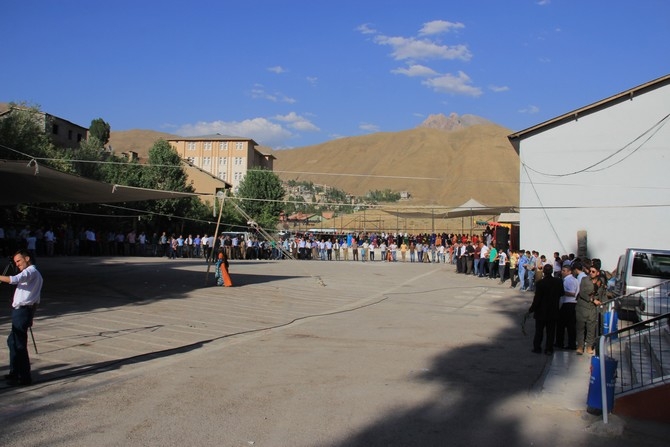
[[522, 112, 670, 177], [522, 164, 567, 254], [7, 294, 391, 391]]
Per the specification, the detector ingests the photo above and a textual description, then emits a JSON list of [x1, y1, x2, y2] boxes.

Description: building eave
[[507, 73, 670, 153]]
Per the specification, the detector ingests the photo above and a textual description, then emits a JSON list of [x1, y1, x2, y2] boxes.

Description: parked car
[[611, 248, 670, 322]]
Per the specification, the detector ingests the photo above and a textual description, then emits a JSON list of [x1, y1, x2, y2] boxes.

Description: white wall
[[518, 82, 670, 269]]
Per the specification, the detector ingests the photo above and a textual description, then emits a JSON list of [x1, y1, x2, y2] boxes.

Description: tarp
[[444, 198, 516, 219], [0, 159, 203, 206]]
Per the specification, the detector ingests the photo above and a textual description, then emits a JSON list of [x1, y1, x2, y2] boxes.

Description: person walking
[[0, 250, 43, 386]]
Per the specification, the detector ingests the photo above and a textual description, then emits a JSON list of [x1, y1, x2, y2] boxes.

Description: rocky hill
[[272, 121, 518, 207]]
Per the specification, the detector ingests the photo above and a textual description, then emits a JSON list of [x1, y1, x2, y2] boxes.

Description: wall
[[518, 83, 670, 268]]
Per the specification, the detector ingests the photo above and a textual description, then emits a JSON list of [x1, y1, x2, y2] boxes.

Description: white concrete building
[[508, 74, 670, 269]]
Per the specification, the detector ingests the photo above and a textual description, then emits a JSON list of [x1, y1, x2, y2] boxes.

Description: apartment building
[[168, 134, 275, 191]]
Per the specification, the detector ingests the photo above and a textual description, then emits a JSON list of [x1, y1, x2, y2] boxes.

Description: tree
[[0, 102, 56, 162], [89, 118, 111, 147], [236, 169, 286, 231]]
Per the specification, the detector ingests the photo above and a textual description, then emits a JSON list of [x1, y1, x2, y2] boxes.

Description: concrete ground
[[0, 256, 667, 446]]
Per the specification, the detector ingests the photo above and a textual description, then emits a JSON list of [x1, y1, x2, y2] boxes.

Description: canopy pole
[[205, 191, 225, 285]]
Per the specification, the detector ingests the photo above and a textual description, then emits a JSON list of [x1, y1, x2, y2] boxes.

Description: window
[[77, 133, 83, 142], [218, 157, 224, 166], [187, 157, 195, 164], [68, 130, 73, 140], [219, 142, 228, 150], [188, 142, 196, 151], [52, 124, 59, 135], [203, 157, 211, 166], [221, 158, 227, 165], [235, 142, 244, 150], [219, 172, 227, 181], [204, 142, 212, 151]]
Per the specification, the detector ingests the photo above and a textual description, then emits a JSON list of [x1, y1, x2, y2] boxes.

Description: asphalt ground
[[0, 255, 667, 446]]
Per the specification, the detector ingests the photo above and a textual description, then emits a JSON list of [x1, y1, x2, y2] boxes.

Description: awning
[[444, 198, 517, 219], [0, 159, 203, 206]]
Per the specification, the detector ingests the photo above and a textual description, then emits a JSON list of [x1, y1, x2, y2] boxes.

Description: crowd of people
[[0, 224, 277, 263]]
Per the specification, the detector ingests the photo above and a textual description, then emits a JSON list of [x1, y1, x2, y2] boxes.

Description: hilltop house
[[508, 74, 670, 268], [0, 107, 88, 149]]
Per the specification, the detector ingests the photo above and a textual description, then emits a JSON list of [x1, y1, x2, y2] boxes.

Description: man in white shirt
[[0, 250, 43, 386], [555, 262, 579, 350]]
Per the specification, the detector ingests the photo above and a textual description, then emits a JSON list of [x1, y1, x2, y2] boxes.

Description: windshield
[[631, 252, 670, 279]]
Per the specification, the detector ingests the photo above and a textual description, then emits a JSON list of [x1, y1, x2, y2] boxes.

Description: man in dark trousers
[[0, 249, 43, 386], [528, 264, 565, 355]]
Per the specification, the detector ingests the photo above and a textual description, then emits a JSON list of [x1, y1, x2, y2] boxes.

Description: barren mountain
[[272, 123, 519, 207], [107, 129, 179, 160]]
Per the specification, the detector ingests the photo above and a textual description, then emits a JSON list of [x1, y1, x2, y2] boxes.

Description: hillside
[[272, 123, 519, 207], [108, 129, 179, 160]]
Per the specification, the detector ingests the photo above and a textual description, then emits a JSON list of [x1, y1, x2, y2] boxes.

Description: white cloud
[[273, 112, 321, 132], [537, 0, 551, 5], [391, 64, 438, 77], [519, 105, 540, 114], [421, 71, 482, 97], [306, 76, 318, 86], [418, 20, 465, 36], [489, 84, 510, 93], [268, 66, 286, 74], [374, 35, 472, 61], [250, 86, 296, 104], [359, 122, 380, 133], [356, 23, 377, 35], [176, 118, 293, 147]]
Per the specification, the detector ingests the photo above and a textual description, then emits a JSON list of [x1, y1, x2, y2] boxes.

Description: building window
[[52, 124, 59, 135], [77, 133, 83, 142], [203, 157, 211, 166], [219, 142, 228, 150], [235, 142, 244, 150], [188, 142, 196, 151], [204, 142, 212, 151], [221, 157, 227, 165], [219, 172, 226, 180], [187, 157, 195, 164], [68, 130, 73, 140]]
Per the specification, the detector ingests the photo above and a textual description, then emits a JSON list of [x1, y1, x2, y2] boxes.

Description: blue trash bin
[[586, 355, 617, 414]]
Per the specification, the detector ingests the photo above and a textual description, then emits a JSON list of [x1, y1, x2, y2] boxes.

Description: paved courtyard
[[0, 256, 667, 446]]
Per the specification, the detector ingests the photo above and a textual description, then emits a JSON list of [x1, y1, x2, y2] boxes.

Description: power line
[[521, 112, 670, 177]]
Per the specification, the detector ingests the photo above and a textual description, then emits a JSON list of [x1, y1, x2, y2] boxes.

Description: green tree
[[0, 102, 56, 162], [89, 118, 111, 147], [236, 169, 285, 231]]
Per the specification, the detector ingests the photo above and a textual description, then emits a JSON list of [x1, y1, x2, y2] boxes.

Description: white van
[[612, 248, 670, 322]]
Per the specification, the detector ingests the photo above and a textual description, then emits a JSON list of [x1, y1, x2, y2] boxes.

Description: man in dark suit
[[528, 264, 565, 355]]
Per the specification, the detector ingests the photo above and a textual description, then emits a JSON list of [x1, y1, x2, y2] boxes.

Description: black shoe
[[4, 373, 17, 381]]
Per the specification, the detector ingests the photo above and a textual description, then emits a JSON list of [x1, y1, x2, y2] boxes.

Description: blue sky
[[3, 1, 669, 149]]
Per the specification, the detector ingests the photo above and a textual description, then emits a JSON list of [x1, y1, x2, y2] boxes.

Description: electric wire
[[521, 112, 670, 177]]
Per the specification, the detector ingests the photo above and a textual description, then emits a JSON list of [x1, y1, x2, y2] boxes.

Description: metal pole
[[206, 192, 226, 284], [29, 327, 38, 354]]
